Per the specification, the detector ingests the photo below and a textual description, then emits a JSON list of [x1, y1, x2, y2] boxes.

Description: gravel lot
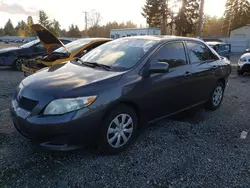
[[1, 51, 250, 188]]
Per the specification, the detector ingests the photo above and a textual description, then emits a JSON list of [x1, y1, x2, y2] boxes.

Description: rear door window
[[186, 41, 218, 63]]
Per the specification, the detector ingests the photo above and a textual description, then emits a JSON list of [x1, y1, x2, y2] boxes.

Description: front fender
[[0, 55, 16, 66]]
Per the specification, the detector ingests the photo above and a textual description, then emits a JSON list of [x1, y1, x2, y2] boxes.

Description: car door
[[138, 41, 193, 121], [218, 44, 231, 59], [185, 41, 220, 104]]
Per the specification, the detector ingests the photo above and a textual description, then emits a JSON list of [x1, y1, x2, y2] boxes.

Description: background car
[[206, 41, 231, 60], [11, 36, 231, 154], [243, 48, 250, 54], [0, 36, 72, 70], [22, 39, 112, 76], [21, 24, 111, 76], [237, 53, 250, 75]]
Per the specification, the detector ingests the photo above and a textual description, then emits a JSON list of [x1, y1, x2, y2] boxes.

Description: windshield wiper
[[76, 58, 112, 71]]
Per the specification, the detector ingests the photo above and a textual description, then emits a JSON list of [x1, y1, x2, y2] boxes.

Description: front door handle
[[184, 71, 191, 78], [212, 65, 218, 69]]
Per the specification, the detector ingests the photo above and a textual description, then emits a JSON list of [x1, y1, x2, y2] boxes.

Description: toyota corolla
[[11, 36, 231, 154]]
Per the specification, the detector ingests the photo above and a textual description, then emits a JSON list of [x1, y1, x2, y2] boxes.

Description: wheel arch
[[101, 100, 142, 130], [217, 78, 226, 88]]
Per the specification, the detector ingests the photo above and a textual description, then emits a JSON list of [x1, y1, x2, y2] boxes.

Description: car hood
[[241, 53, 250, 58], [0, 46, 20, 54], [22, 62, 125, 97], [31, 24, 69, 54]]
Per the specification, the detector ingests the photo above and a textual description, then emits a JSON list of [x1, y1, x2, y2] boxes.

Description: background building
[[110, 28, 161, 39], [230, 24, 250, 39]]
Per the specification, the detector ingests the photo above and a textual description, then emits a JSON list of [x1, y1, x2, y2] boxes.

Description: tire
[[205, 82, 225, 111], [98, 105, 138, 155], [237, 70, 244, 75], [12, 58, 25, 71]]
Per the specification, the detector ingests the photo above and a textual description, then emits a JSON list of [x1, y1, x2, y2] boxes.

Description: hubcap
[[107, 114, 133, 148], [212, 86, 223, 106]]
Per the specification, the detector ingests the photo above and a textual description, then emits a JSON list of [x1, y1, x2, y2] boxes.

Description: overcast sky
[[0, 0, 226, 30]]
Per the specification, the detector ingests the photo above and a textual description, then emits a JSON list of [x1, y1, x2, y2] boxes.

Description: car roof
[[116, 35, 205, 43], [206, 41, 225, 46], [241, 53, 250, 58]]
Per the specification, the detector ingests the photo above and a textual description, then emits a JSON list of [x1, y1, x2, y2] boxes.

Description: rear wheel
[[205, 82, 224, 111], [98, 105, 138, 155]]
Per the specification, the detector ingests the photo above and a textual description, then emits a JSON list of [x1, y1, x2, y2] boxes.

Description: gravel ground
[[1, 54, 250, 188]]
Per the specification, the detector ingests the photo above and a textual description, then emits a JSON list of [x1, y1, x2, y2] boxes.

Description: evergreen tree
[[27, 16, 35, 36], [4, 19, 15, 36], [174, 0, 200, 36], [38, 10, 51, 28], [202, 15, 226, 36], [37, 10, 61, 37], [15, 21, 28, 37], [142, 0, 166, 28], [0, 28, 4, 36], [60, 29, 67, 37], [67, 24, 82, 37], [223, 0, 250, 36], [50, 19, 61, 37]]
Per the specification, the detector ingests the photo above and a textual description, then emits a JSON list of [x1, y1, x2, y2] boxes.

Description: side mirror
[[148, 62, 169, 74]]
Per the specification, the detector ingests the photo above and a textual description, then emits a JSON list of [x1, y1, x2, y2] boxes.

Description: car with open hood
[[0, 26, 72, 70], [11, 36, 231, 154], [21, 24, 111, 76]]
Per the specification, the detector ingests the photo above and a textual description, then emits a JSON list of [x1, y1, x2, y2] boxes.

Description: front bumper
[[11, 97, 104, 151], [238, 63, 250, 72]]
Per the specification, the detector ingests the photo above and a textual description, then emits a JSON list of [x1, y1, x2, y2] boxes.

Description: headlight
[[43, 96, 97, 115], [240, 57, 247, 62]]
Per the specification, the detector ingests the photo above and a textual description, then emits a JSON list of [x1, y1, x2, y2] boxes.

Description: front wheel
[[205, 82, 225, 111], [12, 58, 25, 71], [237, 70, 244, 75], [98, 105, 138, 155]]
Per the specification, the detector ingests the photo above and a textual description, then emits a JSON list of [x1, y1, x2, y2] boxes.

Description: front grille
[[18, 97, 39, 112]]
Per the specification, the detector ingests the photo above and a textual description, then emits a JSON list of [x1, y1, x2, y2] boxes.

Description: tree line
[[142, 0, 250, 37], [0, 10, 137, 38], [1, 0, 250, 38]]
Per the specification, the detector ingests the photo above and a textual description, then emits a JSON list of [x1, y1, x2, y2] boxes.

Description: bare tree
[[88, 10, 102, 27]]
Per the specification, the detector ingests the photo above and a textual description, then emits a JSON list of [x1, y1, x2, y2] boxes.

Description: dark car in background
[[0, 38, 72, 70], [11, 36, 231, 154]]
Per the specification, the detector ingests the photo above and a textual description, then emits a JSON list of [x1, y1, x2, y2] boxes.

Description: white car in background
[[237, 53, 250, 75]]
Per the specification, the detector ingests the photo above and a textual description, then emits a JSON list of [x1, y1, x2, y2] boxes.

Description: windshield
[[79, 38, 159, 70], [55, 39, 93, 54], [20, 39, 39, 48]]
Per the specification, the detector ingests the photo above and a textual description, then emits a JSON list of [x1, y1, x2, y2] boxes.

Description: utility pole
[[196, 0, 205, 37], [83, 11, 88, 37], [161, 0, 168, 35], [227, 18, 232, 37]]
